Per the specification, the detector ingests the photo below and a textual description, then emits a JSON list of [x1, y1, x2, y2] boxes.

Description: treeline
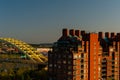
[[0, 68, 48, 80]]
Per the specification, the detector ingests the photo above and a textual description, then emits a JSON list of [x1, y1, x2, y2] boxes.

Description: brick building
[[48, 28, 120, 80]]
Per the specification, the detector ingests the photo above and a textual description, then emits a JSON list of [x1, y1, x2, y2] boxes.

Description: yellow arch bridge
[[0, 38, 48, 63]]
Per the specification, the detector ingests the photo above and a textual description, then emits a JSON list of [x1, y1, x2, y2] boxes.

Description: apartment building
[[48, 28, 120, 80]]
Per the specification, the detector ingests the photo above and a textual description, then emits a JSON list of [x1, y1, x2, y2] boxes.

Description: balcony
[[101, 69, 107, 71], [73, 66, 76, 70], [102, 65, 107, 67]]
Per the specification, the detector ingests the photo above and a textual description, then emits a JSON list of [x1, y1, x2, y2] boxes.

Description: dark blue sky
[[0, 0, 120, 43]]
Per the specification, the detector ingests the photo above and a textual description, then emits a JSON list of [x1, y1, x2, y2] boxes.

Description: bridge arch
[[0, 38, 47, 63]]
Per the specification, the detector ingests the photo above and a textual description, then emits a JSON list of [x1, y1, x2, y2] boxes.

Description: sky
[[0, 0, 120, 43]]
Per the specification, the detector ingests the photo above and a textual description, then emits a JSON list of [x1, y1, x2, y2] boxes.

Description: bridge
[[0, 38, 48, 63]]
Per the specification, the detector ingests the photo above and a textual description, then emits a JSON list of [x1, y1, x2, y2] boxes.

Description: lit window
[[73, 55, 77, 59], [68, 71, 72, 75], [115, 62, 117, 64], [63, 61, 66, 64], [110, 48, 113, 52]]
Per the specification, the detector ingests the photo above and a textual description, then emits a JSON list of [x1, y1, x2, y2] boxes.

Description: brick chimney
[[62, 28, 69, 37], [81, 30, 85, 36], [111, 32, 115, 38], [69, 29, 75, 36], [116, 33, 120, 41], [105, 32, 110, 38], [75, 30, 80, 37], [98, 32, 103, 40]]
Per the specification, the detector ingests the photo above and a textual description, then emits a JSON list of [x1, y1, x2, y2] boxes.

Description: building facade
[[48, 28, 120, 80]]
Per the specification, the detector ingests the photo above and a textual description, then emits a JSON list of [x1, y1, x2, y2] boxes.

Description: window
[[81, 65, 84, 68], [68, 61, 72, 64], [58, 65, 61, 69], [115, 62, 117, 64], [81, 75, 84, 79], [68, 55, 72, 58], [57, 60, 61, 64], [81, 53, 84, 58], [81, 59, 84, 63], [63, 61, 66, 64], [68, 66, 72, 70], [49, 64, 52, 67], [54, 64, 57, 67], [110, 48, 113, 52], [81, 70, 84, 73], [73, 55, 77, 59], [73, 60, 76, 65], [63, 55, 66, 58], [68, 71, 72, 75]]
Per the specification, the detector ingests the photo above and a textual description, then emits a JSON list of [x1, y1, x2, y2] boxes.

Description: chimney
[[69, 29, 75, 36], [117, 33, 120, 36], [75, 30, 80, 37], [105, 32, 110, 38], [111, 32, 115, 38], [81, 30, 85, 36], [98, 32, 103, 39], [116, 33, 120, 41], [62, 28, 69, 37]]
